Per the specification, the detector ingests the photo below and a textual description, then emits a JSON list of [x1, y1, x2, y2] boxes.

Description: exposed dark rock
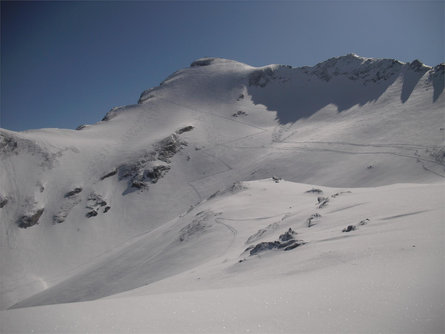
[[247, 241, 280, 255], [317, 196, 329, 208], [53, 213, 67, 224], [86, 210, 98, 218], [232, 110, 247, 117], [342, 225, 357, 232], [100, 169, 117, 180], [230, 181, 247, 193], [75, 125, 87, 130], [237, 94, 244, 100], [306, 213, 322, 227], [118, 133, 187, 194], [87, 193, 107, 207], [246, 227, 305, 256], [279, 228, 297, 242], [284, 242, 301, 251], [359, 218, 370, 226], [249, 68, 275, 87], [84, 193, 108, 217], [310, 55, 403, 84], [175, 125, 194, 134], [103, 206, 111, 213], [0, 134, 18, 154], [191, 58, 215, 67], [18, 209, 44, 228], [272, 176, 282, 183], [138, 85, 162, 103], [53, 215, 65, 224], [118, 163, 139, 180], [156, 134, 185, 163], [145, 165, 171, 184], [0, 195, 8, 208], [409, 59, 429, 73], [247, 239, 304, 256], [131, 180, 148, 189], [429, 146, 445, 165], [102, 106, 124, 121], [429, 63, 444, 102], [64, 187, 82, 198], [305, 188, 323, 194]]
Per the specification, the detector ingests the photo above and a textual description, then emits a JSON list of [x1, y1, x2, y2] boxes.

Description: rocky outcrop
[[86, 210, 98, 218], [85, 193, 109, 218], [305, 188, 323, 194], [306, 213, 321, 227], [342, 219, 370, 232], [0, 134, 18, 154], [429, 146, 445, 165], [117, 133, 188, 193], [175, 126, 194, 134], [101, 106, 125, 121], [18, 209, 44, 228], [155, 134, 186, 163], [310, 54, 404, 83], [0, 194, 8, 208], [232, 110, 247, 117], [64, 188, 82, 198], [317, 196, 329, 208], [248, 67, 275, 87], [342, 225, 357, 232], [190, 58, 215, 67], [245, 228, 304, 255], [87, 193, 107, 208], [409, 59, 429, 73], [100, 169, 117, 181], [278, 228, 297, 242]]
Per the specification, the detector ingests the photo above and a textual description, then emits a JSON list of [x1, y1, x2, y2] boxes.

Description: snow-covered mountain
[[1, 54, 444, 333]]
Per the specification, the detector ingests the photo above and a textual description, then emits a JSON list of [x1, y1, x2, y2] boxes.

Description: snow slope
[[0, 54, 444, 332], [1, 180, 444, 333]]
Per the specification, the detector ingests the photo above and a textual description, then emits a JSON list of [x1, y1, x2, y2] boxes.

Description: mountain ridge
[[0, 54, 444, 312]]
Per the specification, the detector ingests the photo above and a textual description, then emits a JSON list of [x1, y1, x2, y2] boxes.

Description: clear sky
[[1, 0, 444, 131]]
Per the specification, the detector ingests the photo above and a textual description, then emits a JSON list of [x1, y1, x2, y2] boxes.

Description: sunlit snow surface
[[1, 55, 444, 333]]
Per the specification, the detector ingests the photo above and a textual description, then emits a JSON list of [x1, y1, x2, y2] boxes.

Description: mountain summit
[[0, 55, 444, 332]]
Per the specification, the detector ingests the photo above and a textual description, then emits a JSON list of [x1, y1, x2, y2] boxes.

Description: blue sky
[[1, 1, 444, 131]]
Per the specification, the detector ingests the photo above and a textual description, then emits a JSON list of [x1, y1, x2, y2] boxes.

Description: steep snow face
[[0, 55, 444, 310], [246, 54, 436, 123]]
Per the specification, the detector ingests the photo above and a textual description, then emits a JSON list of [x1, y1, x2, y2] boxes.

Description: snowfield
[[1, 55, 444, 333]]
